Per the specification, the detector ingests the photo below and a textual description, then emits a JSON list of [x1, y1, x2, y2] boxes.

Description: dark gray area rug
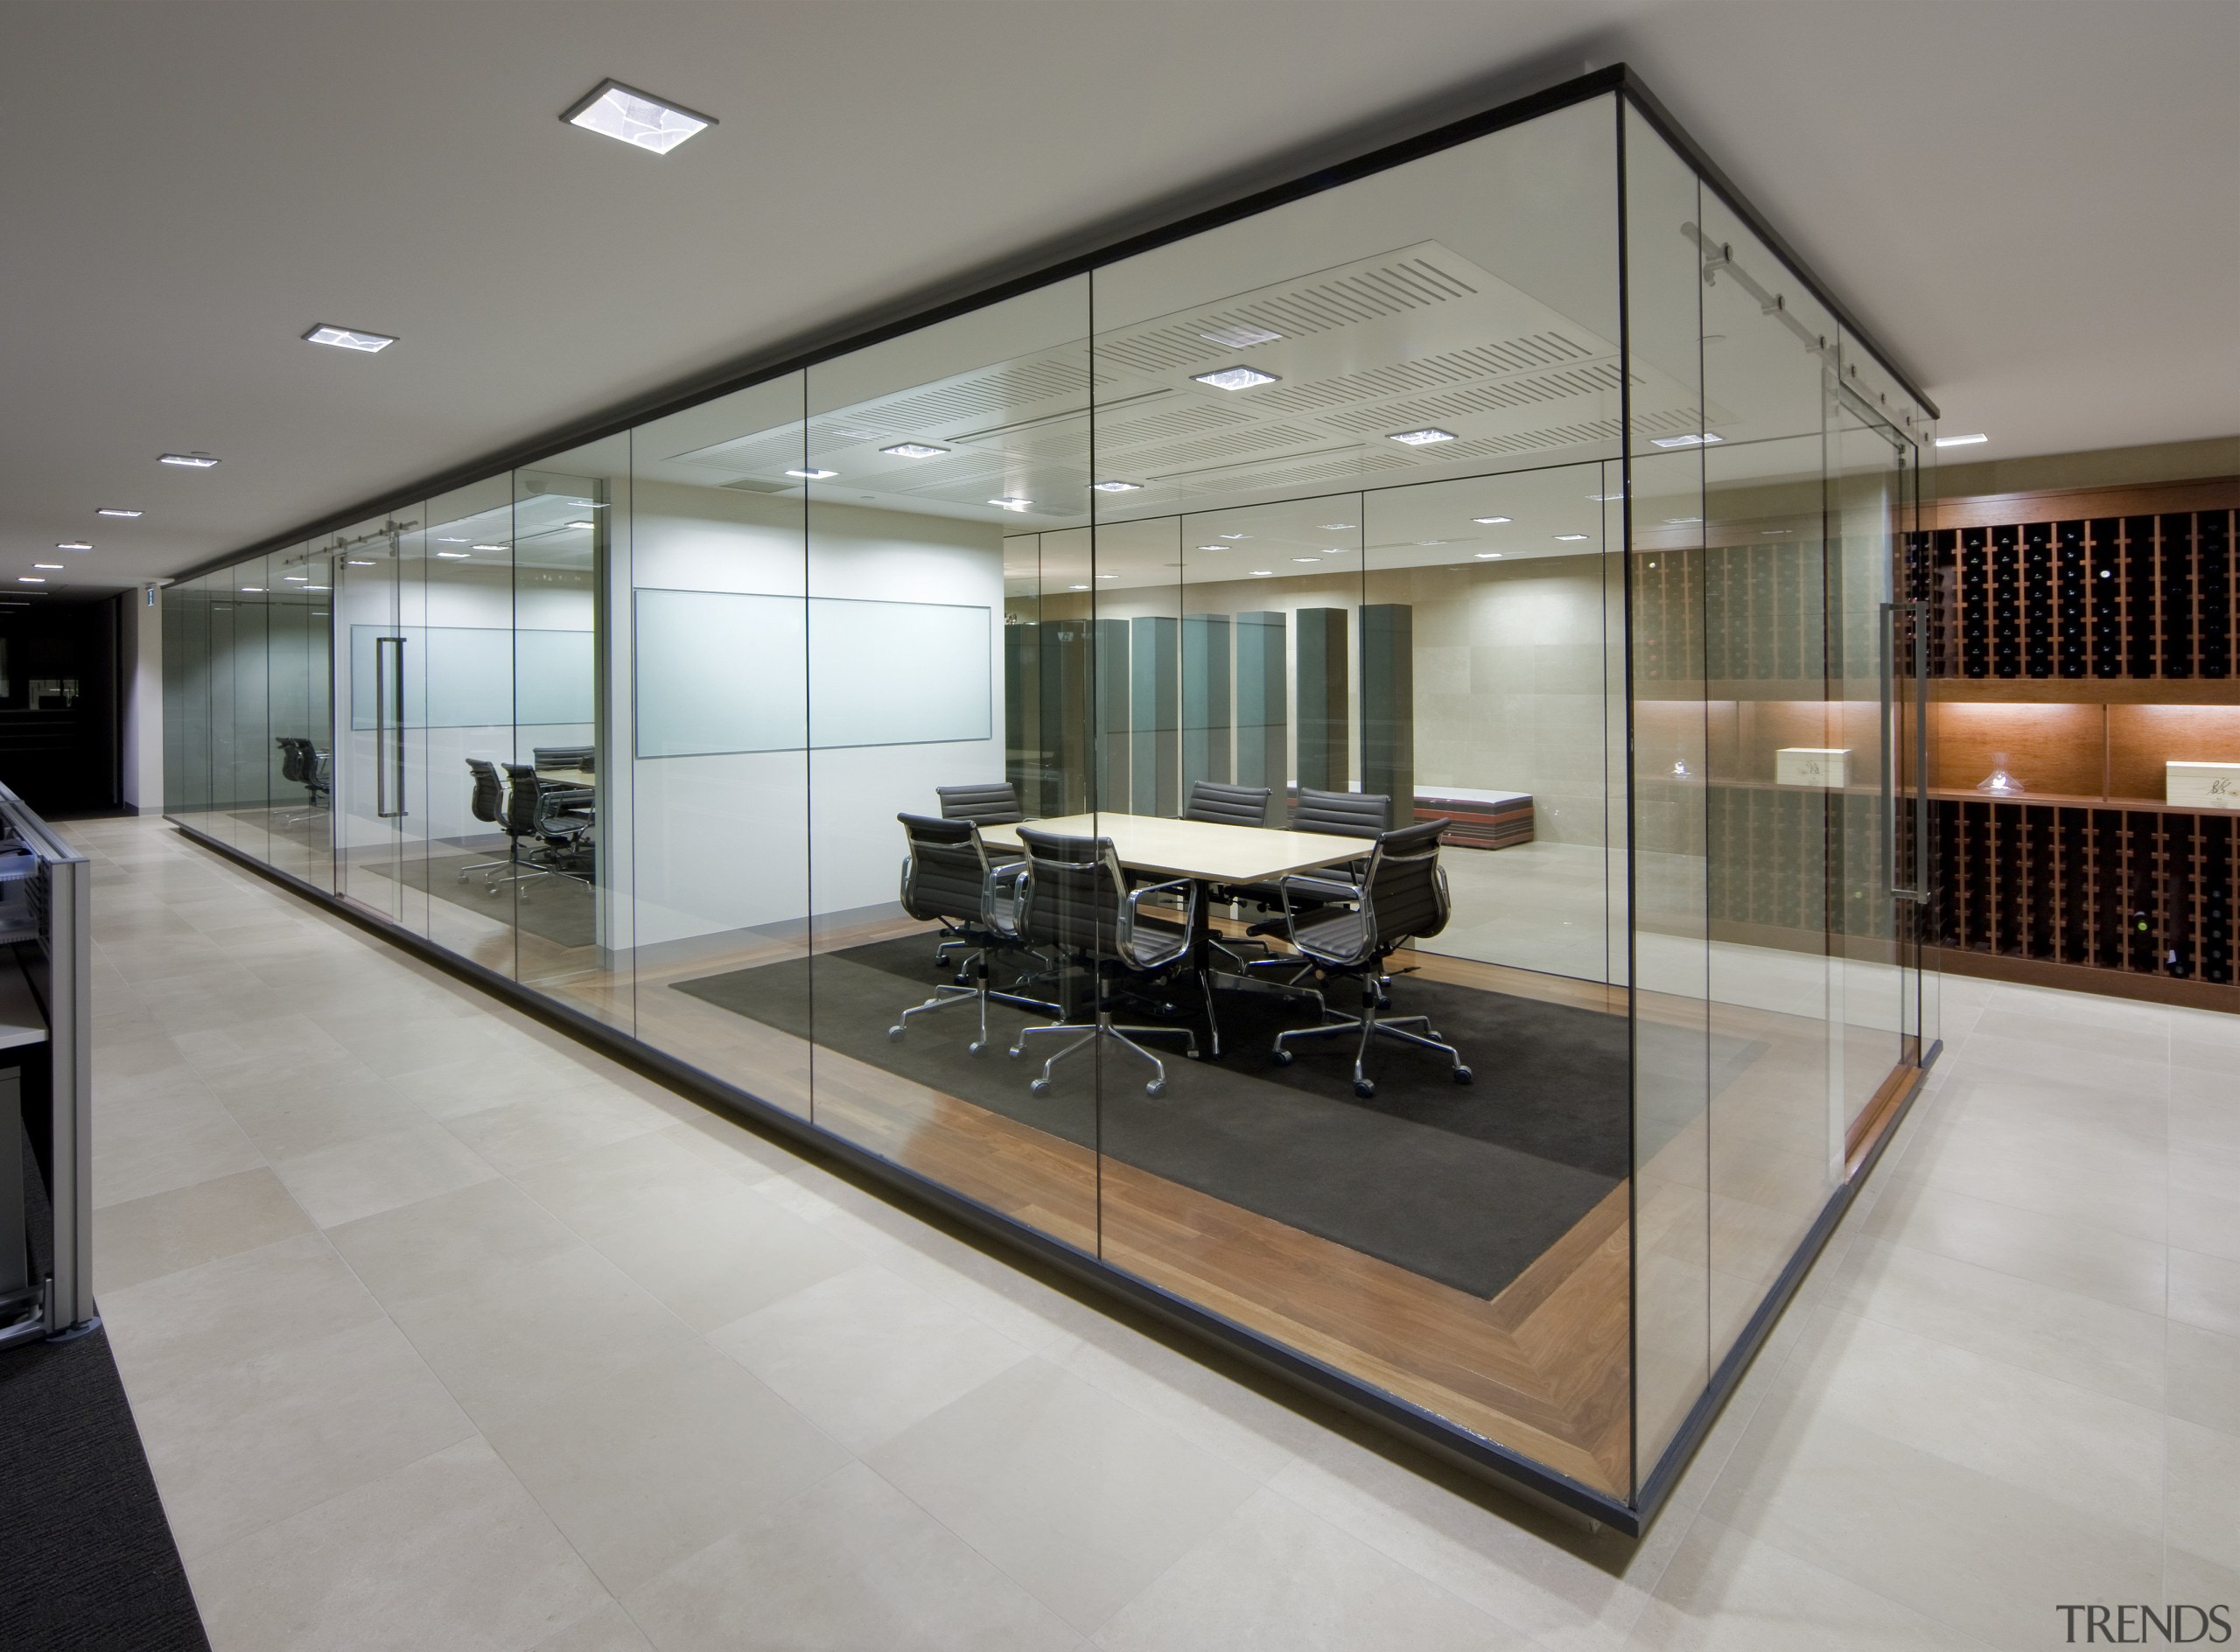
[[673, 935, 1755, 1298]]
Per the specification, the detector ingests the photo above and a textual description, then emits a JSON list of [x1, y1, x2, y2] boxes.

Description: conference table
[[979, 811, 1373, 1055]]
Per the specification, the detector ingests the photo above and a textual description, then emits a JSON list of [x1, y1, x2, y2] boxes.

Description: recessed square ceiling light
[[785, 468, 838, 480], [1069, 584, 1090, 591], [562, 79, 717, 155], [434, 550, 471, 559], [1292, 556, 1321, 564], [1092, 480, 1142, 493], [1475, 552, 1505, 560], [1198, 324, 1282, 349], [303, 325, 397, 353], [96, 508, 141, 519], [158, 453, 219, 467], [1388, 428, 1458, 446], [55, 542, 91, 551], [1555, 533, 1590, 541], [1195, 544, 1227, 552], [345, 558, 376, 566], [881, 443, 948, 459], [988, 497, 1032, 512], [1471, 516, 1511, 525], [1318, 523, 1354, 531], [1217, 533, 1246, 540], [1248, 570, 1274, 577], [1650, 432, 1723, 448], [33, 564, 63, 570], [17, 577, 45, 584], [567, 520, 595, 529], [472, 543, 508, 551], [1935, 432, 1988, 448], [1192, 366, 1279, 391]]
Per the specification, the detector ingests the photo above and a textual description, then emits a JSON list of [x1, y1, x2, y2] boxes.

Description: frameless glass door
[[1830, 396, 1927, 1154], [334, 520, 408, 921]]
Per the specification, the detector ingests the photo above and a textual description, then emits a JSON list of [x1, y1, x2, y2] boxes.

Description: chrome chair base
[[1009, 1012, 1198, 1097], [1272, 991, 1473, 1100]]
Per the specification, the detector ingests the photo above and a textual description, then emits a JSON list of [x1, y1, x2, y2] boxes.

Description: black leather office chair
[[457, 759, 514, 886], [1228, 788, 1391, 983], [936, 782, 1024, 826], [275, 736, 331, 825], [1182, 780, 1272, 828], [1269, 817, 1472, 1098], [886, 814, 1047, 1054], [533, 746, 595, 774], [1008, 827, 1202, 1097], [490, 762, 593, 893]]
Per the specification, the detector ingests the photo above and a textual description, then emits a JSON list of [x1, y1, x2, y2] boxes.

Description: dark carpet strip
[[672, 934, 1760, 1299], [2, 1144, 208, 1652]]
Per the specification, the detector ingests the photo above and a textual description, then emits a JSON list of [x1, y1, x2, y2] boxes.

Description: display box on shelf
[[2166, 761, 2240, 810], [1775, 747, 1851, 788]]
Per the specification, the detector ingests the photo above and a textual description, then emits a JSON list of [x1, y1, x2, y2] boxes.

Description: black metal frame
[[164, 60, 1948, 1535], [169, 63, 1932, 585]]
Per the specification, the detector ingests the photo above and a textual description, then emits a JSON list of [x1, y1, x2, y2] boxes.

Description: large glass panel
[[205, 553, 271, 862], [264, 542, 332, 884], [802, 282, 1101, 1250], [1623, 104, 1711, 1482], [411, 477, 519, 976], [1088, 93, 1632, 1497], [515, 441, 627, 1027], [332, 515, 407, 923], [624, 375, 812, 1119], [163, 571, 216, 829]]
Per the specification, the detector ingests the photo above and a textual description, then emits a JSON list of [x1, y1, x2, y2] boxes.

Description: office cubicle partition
[[162, 66, 1941, 1530]]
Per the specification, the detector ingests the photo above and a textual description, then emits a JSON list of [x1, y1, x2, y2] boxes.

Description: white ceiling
[[4, 0, 2234, 598]]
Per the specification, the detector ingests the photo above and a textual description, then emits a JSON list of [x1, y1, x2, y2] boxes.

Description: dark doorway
[[0, 596, 121, 816]]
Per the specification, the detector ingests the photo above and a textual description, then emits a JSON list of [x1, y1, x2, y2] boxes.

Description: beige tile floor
[[66, 814, 2240, 1651]]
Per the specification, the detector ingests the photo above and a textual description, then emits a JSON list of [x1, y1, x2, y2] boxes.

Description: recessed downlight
[[1248, 570, 1274, 578], [158, 453, 219, 468], [1198, 324, 1282, 349], [471, 544, 508, 552], [33, 564, 63, 570], [562, 79, 717, 155], [1217, 533, 1247, 540], [1292, 556, 1320, 564], [17, 577, 45, 584], [1092, 480, 1142, 493], [303, 325, 397, 353], [1195, 545, 1227, 552], [881, 443, 948, 459], [1555, 533, 1590, 542], [785, 468, 837, 480], [344, 558, 377, 566], [434, 551, 471, 560], [1475, 553, 1505, 560], [1319, 523, 1354, 531], [1935, 433, 1989, 448], [988, 498, 1032, 512], [1471, 516, 1512, 525], [1192, 366, 1279, 390], [239, 585, 263, 592], [96, 508, 141, 519], [567, 520, 595, 529], [1388, 428, 1457, 446], [56, 542, 91, 551], [1069, 584, 1090, 591], [284, 574, 308, 582]]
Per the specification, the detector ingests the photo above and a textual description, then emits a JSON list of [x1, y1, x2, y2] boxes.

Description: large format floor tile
[[68, 816, 2239, 1652]]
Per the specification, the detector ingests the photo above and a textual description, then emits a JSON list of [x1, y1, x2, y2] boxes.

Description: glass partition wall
[[161, 73, 1938, 1530]]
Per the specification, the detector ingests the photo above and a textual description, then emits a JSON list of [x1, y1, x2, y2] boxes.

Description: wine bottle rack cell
[[1928, 508, 2238, 682], [1706, 784, 1894, 943], [1933, 799, 2238, 985]]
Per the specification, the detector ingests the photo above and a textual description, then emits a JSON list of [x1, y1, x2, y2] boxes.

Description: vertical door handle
[[375, 635, 405, 818], [1881, 600, 1929, 901]]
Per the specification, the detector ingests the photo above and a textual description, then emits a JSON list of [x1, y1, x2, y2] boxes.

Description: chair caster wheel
[[1144, 1079, 1166, 1098], [1271, 1048, 1294, 1067], [886, 1026, 906, 1042], [1184, 1049, 1199, 1060], [954, 973, 971, 987], [1006, 1046, 1024, 1060], [1354, 1079, 1378, 1099], [1452, 1065, 1474, 1085], [967, 1040, 987, 1056], [1029, 1078, 1052, 1097]]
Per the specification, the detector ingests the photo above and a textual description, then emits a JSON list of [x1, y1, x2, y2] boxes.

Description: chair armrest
[[1121, 877, 1197, 965]]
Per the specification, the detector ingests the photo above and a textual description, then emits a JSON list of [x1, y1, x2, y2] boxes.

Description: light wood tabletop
[[536, 767, 597, 790], [982, 812, 1368, 886]]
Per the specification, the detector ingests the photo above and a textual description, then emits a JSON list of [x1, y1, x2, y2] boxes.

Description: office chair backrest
[[1182, 780, 1272, 828], [466, 759, 506, 827], [1361, 818, 1452, 947], [500, 764, 546, 836], [896, 813, 990, 926], [533, 746, 593, 773], [276, 738, 305, 783], [937, 782, 1024, 826], [1016, 827, 1125, 956], [1293, 788, 1390, 839]]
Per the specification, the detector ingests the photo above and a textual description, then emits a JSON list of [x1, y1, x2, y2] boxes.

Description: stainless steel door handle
[[375, 635, 405, 819]]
